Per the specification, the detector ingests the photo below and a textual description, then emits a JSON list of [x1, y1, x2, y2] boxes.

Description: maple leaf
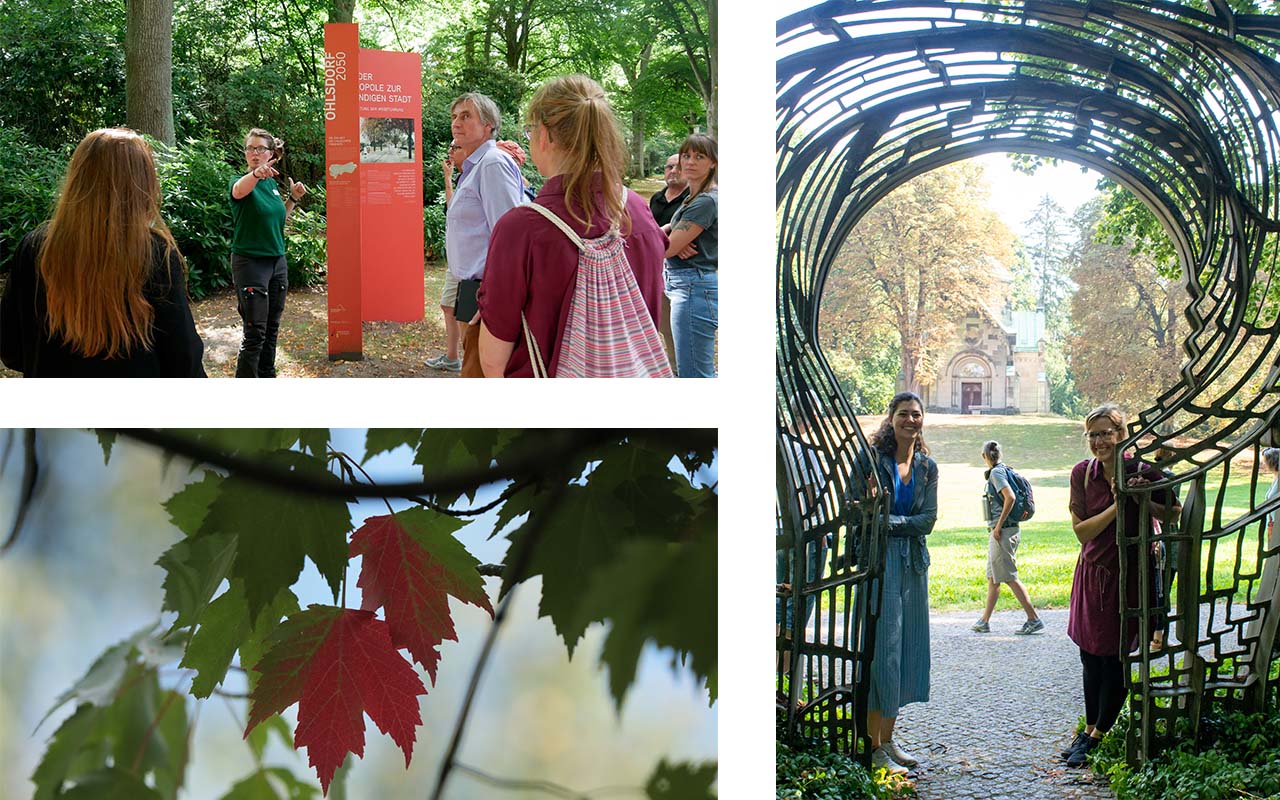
[[245, 606, 426, 795], [197, 451, 353, 622], [349, 509, 494, 680], [645, 759, 717, 799]]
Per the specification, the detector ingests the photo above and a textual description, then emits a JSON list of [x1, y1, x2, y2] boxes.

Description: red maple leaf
[[349, 511, 495, 681], [245, 606, 426, 795]]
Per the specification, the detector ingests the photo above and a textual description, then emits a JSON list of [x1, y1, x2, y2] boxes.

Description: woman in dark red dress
[[1062, 404, 1178, 767]]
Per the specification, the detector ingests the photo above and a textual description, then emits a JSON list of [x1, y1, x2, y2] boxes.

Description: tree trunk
[[630, 106, 646, 179], [329, 0, 356, 24], [705, 0, 716, 138], [125, 0, 175, 146]]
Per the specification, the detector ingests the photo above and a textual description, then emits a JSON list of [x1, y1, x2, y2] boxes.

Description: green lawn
[[829, 414, 1270, 613]]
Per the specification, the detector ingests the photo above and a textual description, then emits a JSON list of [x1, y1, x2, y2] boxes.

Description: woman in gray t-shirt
[[662, 133, 718, 378], [972, 440, 1043, 635]]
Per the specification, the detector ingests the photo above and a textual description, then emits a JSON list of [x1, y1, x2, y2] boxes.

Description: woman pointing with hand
[[229, 127, 306, 378]]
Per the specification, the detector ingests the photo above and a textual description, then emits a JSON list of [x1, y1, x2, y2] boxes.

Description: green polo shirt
[[229, 177, 287, 257]]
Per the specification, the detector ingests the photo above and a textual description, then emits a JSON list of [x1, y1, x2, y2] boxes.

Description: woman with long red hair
[[1, 128, 205, 376]]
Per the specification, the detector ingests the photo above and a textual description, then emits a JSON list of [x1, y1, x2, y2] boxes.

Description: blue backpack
[[992, 464, 1036, 523]]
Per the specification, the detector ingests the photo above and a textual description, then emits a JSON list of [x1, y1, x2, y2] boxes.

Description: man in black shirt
[[648, 153, 689, 226]]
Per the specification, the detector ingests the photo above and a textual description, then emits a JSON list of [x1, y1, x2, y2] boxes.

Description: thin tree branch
[[108, 429, 709, 501], [2, 429, 39, 555], [450, 762, 646, 799], [429, 481, 569, 800]]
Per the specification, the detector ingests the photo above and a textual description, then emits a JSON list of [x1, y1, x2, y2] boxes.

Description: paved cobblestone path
[[894, 608, 1115, 800]]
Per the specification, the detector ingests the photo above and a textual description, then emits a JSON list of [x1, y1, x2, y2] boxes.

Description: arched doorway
[[777, 0, 1280, 770]]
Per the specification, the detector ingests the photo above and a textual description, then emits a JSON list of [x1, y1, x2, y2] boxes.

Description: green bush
[[0, 127, 63, 275], [284, 205, 327, 288], [1094, 709, 1280, 800], [424, 195, 447, 262], [776, 737, 912, 800], [152, 136, 239, 299]]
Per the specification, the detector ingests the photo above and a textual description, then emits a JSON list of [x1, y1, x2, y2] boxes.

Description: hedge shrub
[[0, 128, 62, 275]]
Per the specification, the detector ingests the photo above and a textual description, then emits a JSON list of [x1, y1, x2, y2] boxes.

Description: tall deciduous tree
[[126, 0, 176, 145], [653, 0, 715, 136], [822, 162, 1015, 395], [1069, 197, 1185, 410]]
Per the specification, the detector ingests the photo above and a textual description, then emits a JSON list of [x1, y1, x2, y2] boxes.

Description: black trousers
[[1080, 648, 1126, 732], [231, 253, 288, 378]]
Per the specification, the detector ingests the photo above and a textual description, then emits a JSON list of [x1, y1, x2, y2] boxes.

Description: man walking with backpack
[[972, 440, 1045, 634]]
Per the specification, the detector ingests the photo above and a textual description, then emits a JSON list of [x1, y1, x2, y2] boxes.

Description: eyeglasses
[[244, 146, 271, 155], [522, 124, 535, 141], [447, 144, 462, 152], [1085, 429, 1122, 441]]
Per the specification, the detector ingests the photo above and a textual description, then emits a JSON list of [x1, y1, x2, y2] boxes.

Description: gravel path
[[893, 608, 1115, 800]]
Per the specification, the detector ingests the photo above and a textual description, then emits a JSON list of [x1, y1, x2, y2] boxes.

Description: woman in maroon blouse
[[1062, 404, 1178, 767], [476, 74, 665, 377]]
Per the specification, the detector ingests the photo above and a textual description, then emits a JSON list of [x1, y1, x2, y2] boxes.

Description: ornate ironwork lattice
[[776, 0, 1280, 765]]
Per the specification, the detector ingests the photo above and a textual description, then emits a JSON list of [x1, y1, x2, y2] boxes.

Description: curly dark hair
[[869, 391, 929, 456]]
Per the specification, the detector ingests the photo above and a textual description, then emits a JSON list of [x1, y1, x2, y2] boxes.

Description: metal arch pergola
[[776, 0, 1280, 767]]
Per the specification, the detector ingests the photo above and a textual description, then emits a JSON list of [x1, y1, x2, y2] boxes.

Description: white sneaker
[[871, 746, 909, 775], [883, 739, 918, 767]]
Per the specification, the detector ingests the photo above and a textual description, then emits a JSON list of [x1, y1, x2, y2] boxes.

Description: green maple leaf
[[297, 429, 331, 458], [57, 767, 164, 799], [362, 429, 424, 462], [165, 472, 225, 533], [245, 715, 294, 763], [182, 582, 300, 698], [577, 536, 716, 706], [36, 623, 159, 729], [95, 431, 116, 465], [490, 482, 535, 539], [588, 444, 694, 541], [645, 759, 717, 800], [31, 704, 102, 800], [414, 429, 518, 506], [198, 451, 352, 622], [502, 484, 634, 656], [156, 532, 236, 631]]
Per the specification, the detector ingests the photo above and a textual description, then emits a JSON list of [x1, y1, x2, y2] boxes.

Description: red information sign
[[324, 24, 424, 360], [324, 23, 362, 360], [357, 48, 424, 323]]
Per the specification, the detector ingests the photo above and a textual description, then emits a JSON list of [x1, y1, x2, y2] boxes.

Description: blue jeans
[[664, 265, 717, 378]]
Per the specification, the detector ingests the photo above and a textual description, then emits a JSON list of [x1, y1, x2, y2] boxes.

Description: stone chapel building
[[916, 304, 1050, 414]]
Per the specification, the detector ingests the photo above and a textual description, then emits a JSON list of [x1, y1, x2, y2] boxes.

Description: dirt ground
[[194, 263, 454, 378]]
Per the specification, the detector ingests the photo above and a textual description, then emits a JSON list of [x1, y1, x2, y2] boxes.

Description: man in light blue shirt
[[426, 92, 524, 375]]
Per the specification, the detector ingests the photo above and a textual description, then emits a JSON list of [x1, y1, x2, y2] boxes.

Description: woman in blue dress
[[867, 391, 936, 774]]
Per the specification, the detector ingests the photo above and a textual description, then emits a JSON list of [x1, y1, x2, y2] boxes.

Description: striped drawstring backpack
[[522, 196, 674, 378]]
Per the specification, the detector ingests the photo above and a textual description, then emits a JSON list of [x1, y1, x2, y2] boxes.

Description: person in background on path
[[432, 92, 524, 377], [1, 128, 205, 377], [1062, 404, 1178, 768], [648, 153, 687, 364], [649, 153, 689, 226], [229, 127, 306, 378], [867, 391, 936, 776], [477, 74, 665, 377], [662, 134, 718, 378], [972, 440, 1044, 635]]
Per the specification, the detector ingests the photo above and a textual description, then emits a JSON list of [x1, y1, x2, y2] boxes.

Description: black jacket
[[1, 229, 206, 377]]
